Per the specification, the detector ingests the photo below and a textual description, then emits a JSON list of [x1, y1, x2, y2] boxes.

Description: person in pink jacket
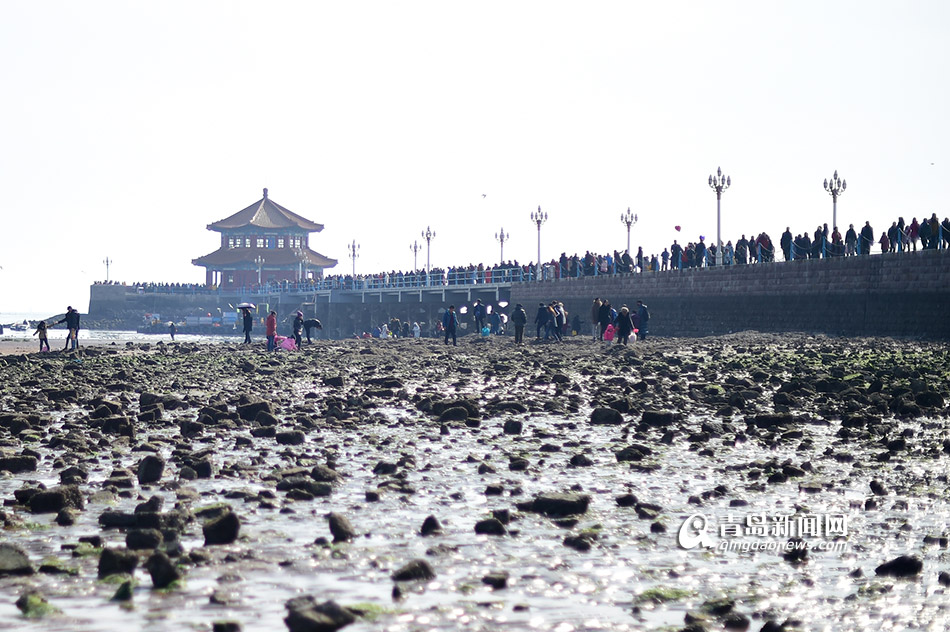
[[265, 311, 277, 352]]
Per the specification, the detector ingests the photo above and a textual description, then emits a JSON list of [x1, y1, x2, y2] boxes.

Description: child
[[33, 321, 50, 352]]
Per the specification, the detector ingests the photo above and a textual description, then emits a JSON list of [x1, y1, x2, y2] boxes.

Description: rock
[[641, 410, 678, 427], [327, 513, 356, 543], [870, 480, 888, 496], [127, 528, 164, 550], [391, 559, 436, 581], [29, 485, 83, 514], [276, 430, 306, 445], [916, 391, 944, 408], [420, 515, 442, 536], [310, 465, 342, 482], [531, 492, 591, 516], [875, 555, 923, 578], [615, 444, 652, 462], [284, 597, 357, 632], [111, 580, 134, 602], [146, 551, 182, 588], [503, 419, 523, 435], [277, 476, 333, 497], [203, 509, 241, 545], [590, 407, 623, 425], [0, 542, 34, 576], [569, 454, 594, 467], [137, 454, 166, 484], [15, 590, 59, 617], [482, 571, 509, 589], [474, 518, 508, 535], [0, 455, 38, 473], [563, 534, 594, 552], [439, 406, 469, 422], [213, 622, 242, 632], [98, 547, 139, 578], [323, 376, 345, 388], [55, 508, 78, 526]]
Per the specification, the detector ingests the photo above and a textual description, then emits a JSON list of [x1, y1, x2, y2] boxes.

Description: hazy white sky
[[1, 1, 948, 315]]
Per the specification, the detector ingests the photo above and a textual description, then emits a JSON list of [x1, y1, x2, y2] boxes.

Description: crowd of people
[[99, 213, 949, 298]]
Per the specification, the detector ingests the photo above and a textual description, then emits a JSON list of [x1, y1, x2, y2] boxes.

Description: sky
[[1, 1, 948, 316]]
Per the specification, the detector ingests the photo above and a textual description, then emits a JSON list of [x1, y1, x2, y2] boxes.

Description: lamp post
[[495, 227, 510, 263], [254, 255, 264, 286], [296, 249, 308, 282], [347, 240, 359, 277], [103, 257, 112, 282], [530, 206, 547, 281], [708, 167, 731, 266], [823, 170, 846, 231], [409, 240, 422, 271], [421, 226, 436, 274], [620, 208, 638, 255]]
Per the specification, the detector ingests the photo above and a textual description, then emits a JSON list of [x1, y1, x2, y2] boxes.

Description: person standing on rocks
[[472, 299, 486, 334], [534, 302, 547, 341], [292, 311, 304, 349], [168, 322, 176, 341], [242, 308, 253, 344], [54, 306, 80, 351], [442, 305, 459, 346], [266, 310, 277, 352], [33, 321, 50, 352], [616, 306, 634, 345], [303, 318, 322, 343], [590, 298, 602, 340], [597, 299, 612, 341], [636, 300, 650, 341], [511, 303, 527, 344]]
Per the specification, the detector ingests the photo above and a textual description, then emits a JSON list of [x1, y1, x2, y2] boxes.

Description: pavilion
[[192, 188, 337, 289]]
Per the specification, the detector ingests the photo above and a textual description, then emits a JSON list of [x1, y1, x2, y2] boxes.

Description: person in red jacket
[[265, 311, 277, 352]]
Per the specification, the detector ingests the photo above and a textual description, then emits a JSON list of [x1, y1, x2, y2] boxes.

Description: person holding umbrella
[[238, 303, 255, 344]]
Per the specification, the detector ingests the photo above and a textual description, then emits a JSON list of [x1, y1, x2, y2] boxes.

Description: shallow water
[[1, 361, 948, 632]]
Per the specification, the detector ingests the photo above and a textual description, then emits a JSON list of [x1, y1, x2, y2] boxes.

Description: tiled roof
[[207, 189, 324, 232], [193, 247, 338, 269]]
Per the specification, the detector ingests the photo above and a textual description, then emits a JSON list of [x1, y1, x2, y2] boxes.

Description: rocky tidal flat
[[0, 333, 949, 631]]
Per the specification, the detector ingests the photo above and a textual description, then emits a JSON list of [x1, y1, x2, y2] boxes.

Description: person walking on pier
[[242, 308, 253, 344], [442, 305, 459, 346]]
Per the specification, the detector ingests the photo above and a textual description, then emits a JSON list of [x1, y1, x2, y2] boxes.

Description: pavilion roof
[[207, 189, 324, 232], [193, 246, 338, 269]]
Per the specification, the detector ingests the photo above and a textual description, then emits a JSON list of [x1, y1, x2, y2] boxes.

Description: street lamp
[[530, 206, 547, 281], [103, 257, 112, 282], [823, 170, 846, 231], [409, 240, 422, 271], [347, 240, 359, 277], [495, 227, 510, 263], [708, 167, 731, 266], [254, 255, 264, 286], [421, 226, 436, 274], [620, 208, 638, 255]]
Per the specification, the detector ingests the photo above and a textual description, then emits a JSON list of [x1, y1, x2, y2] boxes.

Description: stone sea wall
[[510, 248, 950, 339]]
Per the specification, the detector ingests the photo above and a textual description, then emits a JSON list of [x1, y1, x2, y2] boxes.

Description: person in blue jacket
[[442, 305, 459, 346]]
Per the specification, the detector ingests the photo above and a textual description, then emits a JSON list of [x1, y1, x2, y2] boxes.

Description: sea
[[0, 312, 230, 345]]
